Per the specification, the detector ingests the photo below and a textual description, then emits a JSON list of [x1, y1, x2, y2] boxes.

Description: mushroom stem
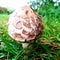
[[22, 43, 29, 60], [22, 43, 29, 48]]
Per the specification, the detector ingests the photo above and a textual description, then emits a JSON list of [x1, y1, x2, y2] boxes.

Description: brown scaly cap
[[8, 6, 43, 42]]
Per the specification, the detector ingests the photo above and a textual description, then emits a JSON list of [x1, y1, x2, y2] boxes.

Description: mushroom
[[8, 6, 43, 49]]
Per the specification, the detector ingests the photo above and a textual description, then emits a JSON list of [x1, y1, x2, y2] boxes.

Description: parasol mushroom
[[8, 6, 43, 48]]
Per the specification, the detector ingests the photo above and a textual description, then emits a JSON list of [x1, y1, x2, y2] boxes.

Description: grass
[[0, 14, 60, 60]]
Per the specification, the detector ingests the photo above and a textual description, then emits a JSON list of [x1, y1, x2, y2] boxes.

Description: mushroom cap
[[8, 6, 43, 42]]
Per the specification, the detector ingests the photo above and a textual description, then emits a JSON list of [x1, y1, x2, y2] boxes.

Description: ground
[[0, 14, 60, 60]]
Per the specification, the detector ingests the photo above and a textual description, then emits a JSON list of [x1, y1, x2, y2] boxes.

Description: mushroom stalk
[[22, 43, 29, 60], [22, 43, 29, 48]]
